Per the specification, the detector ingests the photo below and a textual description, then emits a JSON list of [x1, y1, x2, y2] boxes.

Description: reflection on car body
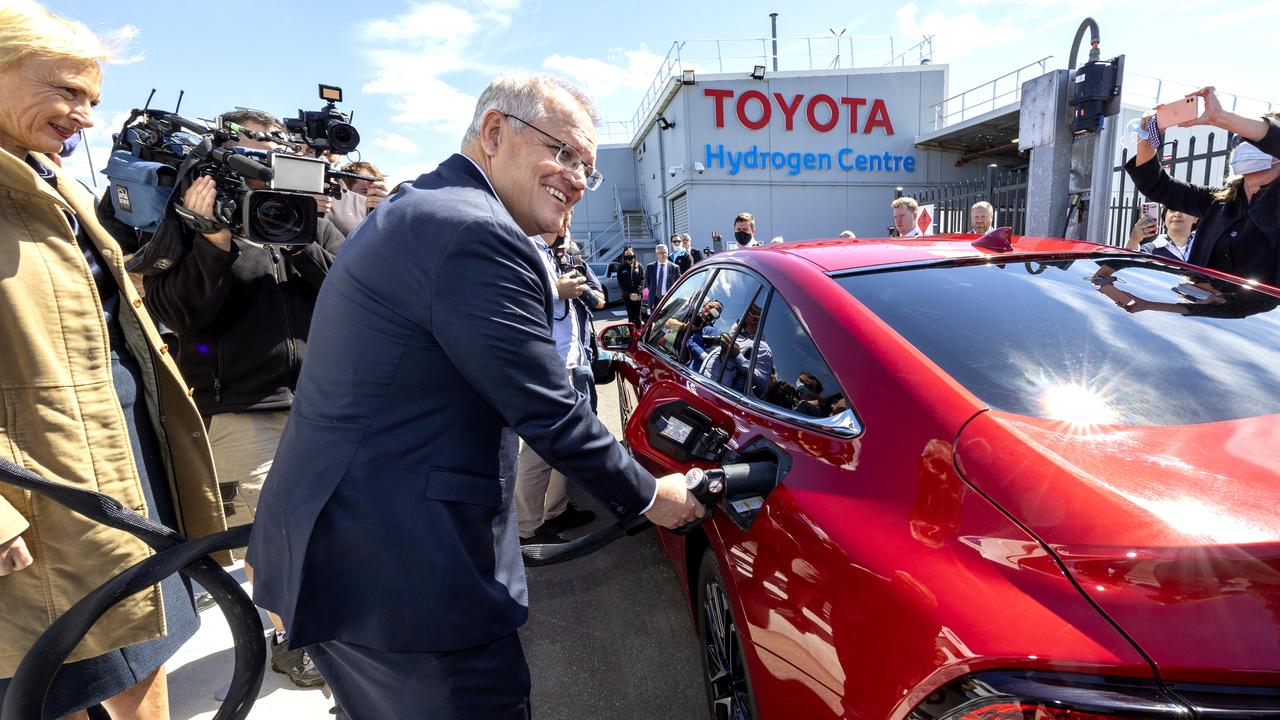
[[604, 234, 1280, 720]]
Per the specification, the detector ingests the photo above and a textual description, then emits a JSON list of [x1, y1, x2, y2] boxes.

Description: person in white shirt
[[1127, 206, 1198, 262]]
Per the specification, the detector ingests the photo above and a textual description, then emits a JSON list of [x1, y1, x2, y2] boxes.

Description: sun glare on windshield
[[1039, 382, 1119, 426]]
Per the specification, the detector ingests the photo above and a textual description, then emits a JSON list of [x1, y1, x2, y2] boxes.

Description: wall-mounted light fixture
[[657, 116, 675, 131], [751, 65, 766, 80], [681, 69, 696, 85]]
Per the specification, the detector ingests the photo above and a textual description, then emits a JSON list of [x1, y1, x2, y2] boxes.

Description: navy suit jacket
[[247, 154, 658, 652], [644, 260, 681, 309]]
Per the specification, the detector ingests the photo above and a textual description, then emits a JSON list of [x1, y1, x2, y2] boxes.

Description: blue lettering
[[727, 149, 742, 175], [802, 152, 817, 170], [705, 144, 726, 170], [869, 154, 882, 172], [818, 153, 832, 170], [837, 148, 854, 171], [855, 154, 868, 171], [904, 155, 916, 172], [771, 152, 785, 170], [745, 145, 760, 170], [787, 153, 802, 176]]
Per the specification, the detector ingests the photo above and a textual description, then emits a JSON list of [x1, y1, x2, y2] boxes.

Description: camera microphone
[[225, 153, 274, 183]]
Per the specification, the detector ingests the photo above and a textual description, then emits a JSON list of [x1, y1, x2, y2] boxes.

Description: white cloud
[[61, 110, 131, 194], [895, 2, 1026, 61], [101, 24, 145, 65], [372, 132, 421, 154], [359, 1, 518, 136], [541, 46, 668, 99]]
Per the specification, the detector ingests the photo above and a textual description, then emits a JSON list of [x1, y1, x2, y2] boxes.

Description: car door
[[629, 272, 866, 719]]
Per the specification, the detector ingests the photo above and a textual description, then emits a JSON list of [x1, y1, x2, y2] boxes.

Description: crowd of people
[[1, 2, 1278, 719]]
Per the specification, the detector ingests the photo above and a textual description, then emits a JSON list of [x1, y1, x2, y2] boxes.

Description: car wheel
[[697, 549, 757, 720]]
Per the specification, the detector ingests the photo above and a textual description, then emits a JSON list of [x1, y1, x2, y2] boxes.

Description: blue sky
[[48, 0, 1279, 189]]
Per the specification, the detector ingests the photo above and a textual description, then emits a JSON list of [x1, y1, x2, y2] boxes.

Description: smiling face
[[0, 55, 101, 158], [1164, 209, 1197, 237], [484, 92, 595, 237]]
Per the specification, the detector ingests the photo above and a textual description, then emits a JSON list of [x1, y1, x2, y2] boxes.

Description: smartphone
[[1156, 97, 1200, 130], [1173, 282, 1213, 302], [1141, 202, 1160, 225]]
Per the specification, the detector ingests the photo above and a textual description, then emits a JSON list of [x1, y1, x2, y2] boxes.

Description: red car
[[598, 235, 1280, 720]]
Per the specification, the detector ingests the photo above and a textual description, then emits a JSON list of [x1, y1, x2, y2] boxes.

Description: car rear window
[[835, 256, 1280, 426]]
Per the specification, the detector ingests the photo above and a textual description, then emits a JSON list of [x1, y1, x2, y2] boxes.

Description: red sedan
[[598, 235, 1280, 720]]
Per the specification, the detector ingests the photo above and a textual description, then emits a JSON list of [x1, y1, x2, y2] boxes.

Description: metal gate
[[904, 165, 1029, 235], [1107, 130, 1235, 246], [671, 193, 689, 236]]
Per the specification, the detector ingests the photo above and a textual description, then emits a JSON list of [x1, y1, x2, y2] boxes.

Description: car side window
[[645, 268, 713, 359], [693, 270, 765, 391], [750, 296, 847, 419]]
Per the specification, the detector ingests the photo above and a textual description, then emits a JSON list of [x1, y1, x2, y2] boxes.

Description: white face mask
[[1231, 142, 1278, 176]]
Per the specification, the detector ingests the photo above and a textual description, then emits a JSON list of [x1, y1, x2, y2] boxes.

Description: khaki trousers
[[208, 410, 289, 528]]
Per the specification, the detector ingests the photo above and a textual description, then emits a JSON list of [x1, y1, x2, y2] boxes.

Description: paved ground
[[167, 319, 706, 719]]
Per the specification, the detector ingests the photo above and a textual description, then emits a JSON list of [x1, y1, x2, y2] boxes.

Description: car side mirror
[[599, 322, 635, 351]]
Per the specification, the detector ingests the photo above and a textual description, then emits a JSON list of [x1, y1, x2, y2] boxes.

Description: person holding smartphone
[[1124, 87, 1280, 285], [1127, 206, 1199, 262]]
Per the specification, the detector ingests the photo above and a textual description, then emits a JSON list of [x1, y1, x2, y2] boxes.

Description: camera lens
[[326, 121, 360, 154], [244, 191, 316, 246]]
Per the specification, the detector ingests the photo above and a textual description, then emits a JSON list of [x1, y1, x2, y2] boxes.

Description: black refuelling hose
[[522, 462, 777, 567], [0, 457, 264, 720]]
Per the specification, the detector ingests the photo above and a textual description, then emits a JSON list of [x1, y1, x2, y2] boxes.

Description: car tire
[[697, 549, 758, 720]]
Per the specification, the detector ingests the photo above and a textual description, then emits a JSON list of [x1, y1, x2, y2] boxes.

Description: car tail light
[[908, 672, 1190, 720]]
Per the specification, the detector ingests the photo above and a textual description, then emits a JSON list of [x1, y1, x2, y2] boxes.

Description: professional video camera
[[284, 84, 361, 155], [102, 89, 370, 274]]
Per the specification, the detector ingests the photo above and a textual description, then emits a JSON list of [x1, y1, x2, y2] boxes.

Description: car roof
[[734, 234, 1106, 273]]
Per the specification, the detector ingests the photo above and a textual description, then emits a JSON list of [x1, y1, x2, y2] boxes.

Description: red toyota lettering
[[840, 97, 867, 134], [865, 98, 895, 135], [773, 93, 803, 131], [805, 94, 838, 133], [704, 88, 734, 128], [736, 90, 771, 130]]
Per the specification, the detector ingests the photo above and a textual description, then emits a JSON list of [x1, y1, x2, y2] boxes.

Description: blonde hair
[[0, 1, 120, 70], [891, 197, 919, 212], [971, 201, 993, 213], [1213, 112, 1280, 203]]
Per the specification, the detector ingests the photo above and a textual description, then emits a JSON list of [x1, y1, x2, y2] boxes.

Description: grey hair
[[461, 70, 600, 148]]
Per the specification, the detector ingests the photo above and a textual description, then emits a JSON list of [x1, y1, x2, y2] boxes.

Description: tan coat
[[0, 149, 225, 677]]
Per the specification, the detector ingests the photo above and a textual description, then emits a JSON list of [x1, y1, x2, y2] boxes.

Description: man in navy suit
[[645, 243, 681, 312], [246, 71, 702, 719]]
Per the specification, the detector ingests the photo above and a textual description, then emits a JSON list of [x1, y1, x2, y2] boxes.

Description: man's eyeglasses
[[504, 114, 603, 191]]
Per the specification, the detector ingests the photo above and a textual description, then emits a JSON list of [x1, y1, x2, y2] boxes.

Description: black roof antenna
[[174, 90, 185, 115]]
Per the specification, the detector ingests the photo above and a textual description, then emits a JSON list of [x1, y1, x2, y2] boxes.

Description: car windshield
[[835, 256, 1280, 426]]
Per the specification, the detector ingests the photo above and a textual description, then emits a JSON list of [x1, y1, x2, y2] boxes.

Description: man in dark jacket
[[143, 109, 340, 688], [247, 71, 701, 719], [616, 244, 645, 324], [645, 243, 681, 312]]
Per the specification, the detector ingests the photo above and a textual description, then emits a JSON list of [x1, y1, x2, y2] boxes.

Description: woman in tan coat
[[0, 4, 225, 718]]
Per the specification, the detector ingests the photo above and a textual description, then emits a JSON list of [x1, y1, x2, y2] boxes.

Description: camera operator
[[328, 160, 390, 237], [516, 217, 605, 544], [141, 108, 343, 689]]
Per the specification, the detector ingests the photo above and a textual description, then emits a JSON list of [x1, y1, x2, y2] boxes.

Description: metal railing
[[1121, 73, 1274, 118], [929, 56, 1053, 131], [623, 34, 936, 139], [904, 165, 1030, 235]]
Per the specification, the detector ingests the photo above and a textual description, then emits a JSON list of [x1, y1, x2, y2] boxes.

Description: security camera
[[694, 162, 706, 174], [668, 165, 683, 177]]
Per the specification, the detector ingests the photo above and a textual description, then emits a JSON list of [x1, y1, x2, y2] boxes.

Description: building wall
[[619, 65, 980, 245]]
